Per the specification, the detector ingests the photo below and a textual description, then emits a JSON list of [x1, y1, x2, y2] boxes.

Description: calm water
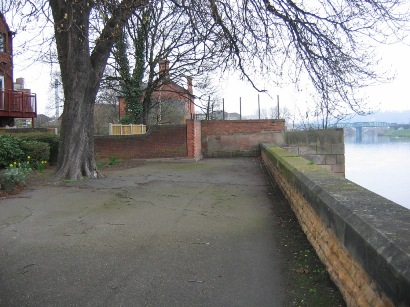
[[345, 133, 410, 210]]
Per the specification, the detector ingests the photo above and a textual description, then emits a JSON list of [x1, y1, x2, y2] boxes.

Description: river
[[345, 132, 410, 210]]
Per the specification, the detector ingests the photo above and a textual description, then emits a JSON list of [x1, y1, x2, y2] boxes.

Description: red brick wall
[[95, 125, 187, 160], [95, 120, 286, 161], [0, 14, 13, 90], [201, 120, 285, 136], [186, 120, 201, 158], [201, 120, 285, 157]]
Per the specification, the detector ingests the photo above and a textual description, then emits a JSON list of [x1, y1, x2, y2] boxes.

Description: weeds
[[0, 156, 49, 192], [107, 157, 118, 167], [36, 160, 48, 173], [0, 158, 32, 192], [97, 157, 119, 169]]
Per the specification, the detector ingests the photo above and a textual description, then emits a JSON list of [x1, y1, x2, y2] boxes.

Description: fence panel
[[109, 124, 147, 135]]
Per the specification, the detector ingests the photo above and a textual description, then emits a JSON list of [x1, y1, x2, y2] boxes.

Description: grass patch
[[380, 129, 410, 138]]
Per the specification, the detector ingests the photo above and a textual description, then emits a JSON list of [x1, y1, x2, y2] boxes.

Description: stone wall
[[201, 120, 285, 157], [284, 129, 345, 176], [261, 144, 410, 306]]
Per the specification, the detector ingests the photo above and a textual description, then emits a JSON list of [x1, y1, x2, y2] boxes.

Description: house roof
[[162, 79, 190, 94], [138, 78, 192, 99], [0, 13, 11, 33]]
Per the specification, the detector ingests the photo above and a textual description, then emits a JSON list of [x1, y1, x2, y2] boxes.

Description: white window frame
[[0, 33, 5, 53], [0, 75, 4, 110]]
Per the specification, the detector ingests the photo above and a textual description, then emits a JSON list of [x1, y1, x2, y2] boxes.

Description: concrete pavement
[[0, 158, 289, 306]]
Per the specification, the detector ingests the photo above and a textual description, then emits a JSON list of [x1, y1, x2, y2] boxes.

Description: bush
[[0, 135, 24, 168], [20, 140, 50, 164], [14, 133, 60, 164], [0, 133, 54, 192], [119, 114, 136, 125]]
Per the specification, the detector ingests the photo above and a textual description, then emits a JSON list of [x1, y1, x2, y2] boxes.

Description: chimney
[[15, 78, 24, 89], [186, 76, 194, 116], [186, 76, 193, 95], [159, 59, 170, 78]]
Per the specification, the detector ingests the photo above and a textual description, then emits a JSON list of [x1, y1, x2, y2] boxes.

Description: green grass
[[381, 129, 410, 138]]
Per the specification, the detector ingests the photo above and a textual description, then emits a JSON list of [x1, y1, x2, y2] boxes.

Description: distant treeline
[[380, 129, 410, 138]]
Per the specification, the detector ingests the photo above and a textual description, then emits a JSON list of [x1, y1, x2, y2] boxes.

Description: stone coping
[[261, 143, 410, 306]]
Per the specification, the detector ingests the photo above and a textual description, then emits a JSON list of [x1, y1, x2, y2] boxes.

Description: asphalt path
[[0, 158, 288, 306]]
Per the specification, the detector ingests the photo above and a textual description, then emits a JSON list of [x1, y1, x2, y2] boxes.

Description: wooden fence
[[109, 124, 147, 135]]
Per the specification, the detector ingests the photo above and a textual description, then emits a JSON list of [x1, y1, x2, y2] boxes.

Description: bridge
[[332, 121, 393, 141], [333, 121, 392, 128]]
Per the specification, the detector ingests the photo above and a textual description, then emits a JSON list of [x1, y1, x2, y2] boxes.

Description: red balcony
[[0, 89, 37, 121]]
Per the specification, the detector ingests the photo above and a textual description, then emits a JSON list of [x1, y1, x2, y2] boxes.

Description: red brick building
[[0, 13, 37, 127], [119, 59, 195, 124]]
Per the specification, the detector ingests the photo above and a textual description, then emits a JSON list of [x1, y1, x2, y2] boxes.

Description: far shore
[[380, 129, 410, 138]]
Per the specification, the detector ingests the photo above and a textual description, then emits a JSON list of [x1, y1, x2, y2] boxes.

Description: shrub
[[0, 135, 24, 168], [20, 140, 50, 165], [14, 133, 60, 164], [119, 114, 136, 125]]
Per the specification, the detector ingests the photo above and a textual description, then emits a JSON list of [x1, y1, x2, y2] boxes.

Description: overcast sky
[[13, 40, 409, 118], [8, 9, 410, 118], [218, 41, 410, 116]]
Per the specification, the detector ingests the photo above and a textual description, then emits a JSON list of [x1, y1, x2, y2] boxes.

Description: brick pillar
[[118, 97, 125, 120], [186, 120, 202, 159], [186, 76, 194, 119]]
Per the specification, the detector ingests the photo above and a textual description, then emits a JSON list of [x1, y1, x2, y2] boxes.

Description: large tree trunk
[[55, 75, 100, 180], [49, 0, 146, 180], [50, 0, 100, 180]]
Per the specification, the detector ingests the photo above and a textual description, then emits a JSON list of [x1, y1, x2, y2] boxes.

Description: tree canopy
[[105, 0, 410, 126], [3, 0, 409, 178]]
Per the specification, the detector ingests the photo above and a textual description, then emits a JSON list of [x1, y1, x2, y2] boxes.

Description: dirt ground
[[0, 159, 345, 306], [261, 164, 345, 306], [0, 159, 145, 199]]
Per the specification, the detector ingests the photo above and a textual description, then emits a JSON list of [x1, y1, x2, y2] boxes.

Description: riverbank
[[379, 129, 410, 137]]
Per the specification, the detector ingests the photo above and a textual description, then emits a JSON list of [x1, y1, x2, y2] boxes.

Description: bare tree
[[147, 99, 186, 125], [5, 0, 409, 179], [193, 95, 223, 120], [259, 105, 292, 121], [94, 81, 119, 134], [35, 114, 53, 127], [52, 0, 148, 179], [105, 0, 224, 124], [6, 0, 147, 179], [180, 0, 409, 118], [112, 0, 409, 126]]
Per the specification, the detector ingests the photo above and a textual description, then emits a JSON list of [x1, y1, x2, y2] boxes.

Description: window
[[0, 33, 6, 53], [0, 76, 4, 110]]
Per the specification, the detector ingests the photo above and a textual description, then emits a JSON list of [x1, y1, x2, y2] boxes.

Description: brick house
[[118, 59, 195, 125], [0, 13, 37, 127]]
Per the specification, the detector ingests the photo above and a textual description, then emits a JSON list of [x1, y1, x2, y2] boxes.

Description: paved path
[[0, 158, 288, 306]]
